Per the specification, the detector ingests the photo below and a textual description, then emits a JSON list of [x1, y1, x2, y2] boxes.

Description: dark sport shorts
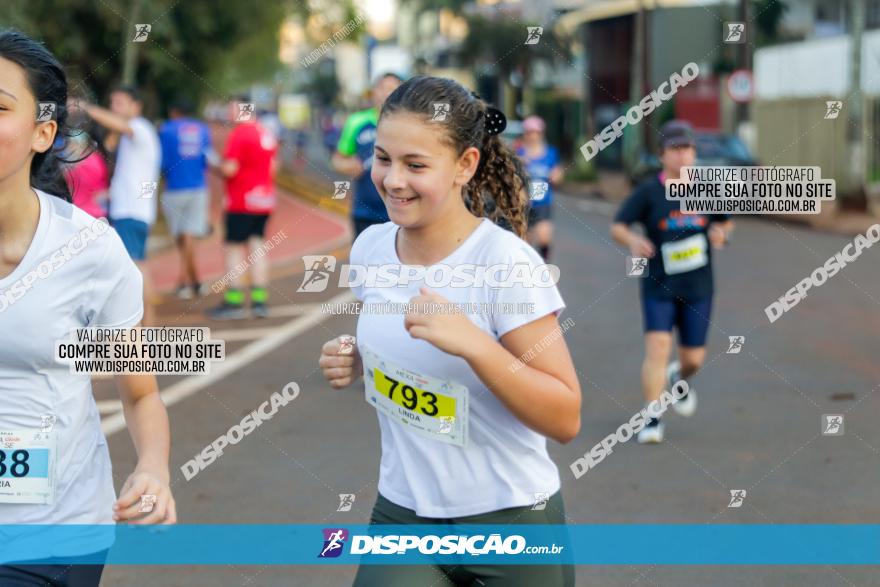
[[642, 295, 713, 347], [225, 213, 269, 243], [0, 550, 107, 586], [528, 205, 552, 226], [352, 492, 574, 586]]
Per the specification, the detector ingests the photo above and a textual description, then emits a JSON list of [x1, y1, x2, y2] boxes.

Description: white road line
[[101, 290, 356, 437], [95, 399, 123, 415], [209, 326, 288, 342], [575, 199, 617, 216], [267, 303, 323, 318]]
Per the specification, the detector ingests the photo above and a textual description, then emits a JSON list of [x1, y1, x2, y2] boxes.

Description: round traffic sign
[[727, 69, 753, 103]]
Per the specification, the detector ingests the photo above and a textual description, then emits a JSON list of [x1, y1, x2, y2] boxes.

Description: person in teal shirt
[[332, 73, 402, 238]]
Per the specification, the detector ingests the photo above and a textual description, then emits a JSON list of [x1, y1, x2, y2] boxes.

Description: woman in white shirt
[[0, 29, 175, 586], [320, 76, 581, 586]]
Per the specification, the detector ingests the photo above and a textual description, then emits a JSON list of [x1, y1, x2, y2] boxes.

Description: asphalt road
[[97, 192, 880, 586]]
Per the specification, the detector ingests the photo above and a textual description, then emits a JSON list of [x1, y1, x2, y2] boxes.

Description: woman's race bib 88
[[0, 430, 57, 504]]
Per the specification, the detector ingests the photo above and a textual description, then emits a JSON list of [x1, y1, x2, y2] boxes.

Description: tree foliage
[[3, 0, 291, 113], [457, 14, 571, 82]]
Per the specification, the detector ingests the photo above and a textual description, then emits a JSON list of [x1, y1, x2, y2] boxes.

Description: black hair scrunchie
[[470, 91, 508, 137], [484, 107, 507, 136]]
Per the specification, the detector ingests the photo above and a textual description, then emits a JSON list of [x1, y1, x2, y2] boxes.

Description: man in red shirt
[[208, 97, 279, 320]]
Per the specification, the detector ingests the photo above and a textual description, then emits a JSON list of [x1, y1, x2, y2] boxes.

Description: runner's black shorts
[[528, 205, 552, 226], [0, 550, 107, 586], [642, 295, 713, 347], [352, 492, 574, 586], [225, 213, 269, 243]]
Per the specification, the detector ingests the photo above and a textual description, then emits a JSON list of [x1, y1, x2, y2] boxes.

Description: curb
[[275, 169, 350, 217]]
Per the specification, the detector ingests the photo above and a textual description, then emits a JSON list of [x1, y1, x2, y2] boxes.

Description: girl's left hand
[[404, 287, 484, 357], [113, 467, 177, 525], [708, 224, 728, 249]]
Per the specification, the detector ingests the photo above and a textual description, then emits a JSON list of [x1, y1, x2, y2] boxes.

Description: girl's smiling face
[[0, 56, 57, 186], [371, 111, 480, 228]]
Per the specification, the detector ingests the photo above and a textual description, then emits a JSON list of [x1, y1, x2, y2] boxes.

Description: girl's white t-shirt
[[351, 219, 566, 518], [0, 190, 143, 549]]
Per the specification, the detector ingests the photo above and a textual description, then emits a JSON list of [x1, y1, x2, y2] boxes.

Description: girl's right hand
[[628, 234, 656, 258], [319, 335, 362, 389]]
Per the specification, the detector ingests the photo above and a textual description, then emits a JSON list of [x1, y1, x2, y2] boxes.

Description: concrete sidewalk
[[145, 173, 350, 295]]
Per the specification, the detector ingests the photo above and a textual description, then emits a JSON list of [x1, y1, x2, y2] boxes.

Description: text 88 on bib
[[0, 430, 57, 504], [361, 346, 469, 447]]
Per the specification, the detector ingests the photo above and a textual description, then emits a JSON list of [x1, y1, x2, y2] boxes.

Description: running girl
[[610, 120, 734, 444], [518, 115, 563, 261], [0, 30, 175, 585], [319, 76, 580, 586]]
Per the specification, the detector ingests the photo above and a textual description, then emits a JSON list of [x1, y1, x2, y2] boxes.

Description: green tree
[[3, 0, 293, 114], [753, 0, 790, 44]]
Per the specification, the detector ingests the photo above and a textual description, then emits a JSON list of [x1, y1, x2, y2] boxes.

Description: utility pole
[[735, 0, 752, 127], [848, 0, 865, 197], [121, 0, 145, 86], [628, 0, 646, 168]]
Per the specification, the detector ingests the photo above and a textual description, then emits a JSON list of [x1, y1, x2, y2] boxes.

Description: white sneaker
[[668, 361, 698, 417], [637, 419, 665, 444]]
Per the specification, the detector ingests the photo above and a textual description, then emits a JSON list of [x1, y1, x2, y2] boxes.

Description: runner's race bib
[[361, 346, 468, 447], [0, 430, 57, 504], [244, 186, 276, 210], [661, 233, 708, 275]]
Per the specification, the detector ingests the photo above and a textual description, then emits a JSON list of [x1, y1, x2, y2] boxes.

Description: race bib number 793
[[361, 346, 468, 447]]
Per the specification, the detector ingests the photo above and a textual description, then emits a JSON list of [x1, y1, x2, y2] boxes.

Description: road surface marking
[[101, 290, 356, 437], [96, 399, 123, 415], [575, 199, 616, 216]]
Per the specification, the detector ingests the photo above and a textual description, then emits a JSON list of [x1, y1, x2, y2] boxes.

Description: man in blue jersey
[[159, 98, 213, 299], [332, 73, 402, 239]]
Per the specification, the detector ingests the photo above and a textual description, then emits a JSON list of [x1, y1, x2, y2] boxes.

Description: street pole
[[848, 0, 865, 197], [735, 0, 751, 127], [629, 0, 646, 169], [121, 0, 144, 86]]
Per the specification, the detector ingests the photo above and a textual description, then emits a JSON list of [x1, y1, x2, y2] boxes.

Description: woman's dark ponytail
[[0, 29, 74, 202]]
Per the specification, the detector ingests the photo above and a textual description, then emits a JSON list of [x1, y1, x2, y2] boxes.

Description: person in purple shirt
[[159, 98, 213, 299]]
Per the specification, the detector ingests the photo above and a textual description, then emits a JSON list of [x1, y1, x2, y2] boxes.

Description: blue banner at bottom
[[1, 525, 879, 565]]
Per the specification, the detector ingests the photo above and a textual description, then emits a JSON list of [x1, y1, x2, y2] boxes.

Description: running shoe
[[637, 418, 665, 444], [194, 282, 209, 297], [175, 285, 194, 300], [668, 360, 697, 417], [206, 303, 247, 321], [252, 303, 269, 319]]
